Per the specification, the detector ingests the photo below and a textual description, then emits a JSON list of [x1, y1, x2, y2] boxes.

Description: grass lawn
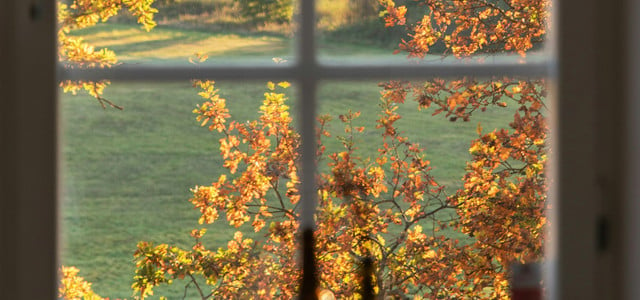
[[59, 20, 518, 298]]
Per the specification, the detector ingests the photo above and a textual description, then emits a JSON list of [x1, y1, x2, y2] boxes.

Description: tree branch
[[96, 96, 124, 110], [187, 273, 208, 300]]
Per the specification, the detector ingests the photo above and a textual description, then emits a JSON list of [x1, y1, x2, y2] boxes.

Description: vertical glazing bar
[[298, 0, 317, 232], [544, 1, 559, 298], [297, 0, 318, 299], [299, 77, 318, 299]]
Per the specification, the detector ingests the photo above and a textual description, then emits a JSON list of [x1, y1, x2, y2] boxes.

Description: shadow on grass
[[111, 0, 292, 37], [95, 35, 194, 54], [71, 23, 291, 60]]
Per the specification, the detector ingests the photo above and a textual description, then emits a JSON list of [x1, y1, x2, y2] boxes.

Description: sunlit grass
[[70, 23, 291, 63]]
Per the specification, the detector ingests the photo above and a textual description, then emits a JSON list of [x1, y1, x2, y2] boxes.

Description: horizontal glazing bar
[[317, 62, 552, 80], [58, 61, 554, 82]]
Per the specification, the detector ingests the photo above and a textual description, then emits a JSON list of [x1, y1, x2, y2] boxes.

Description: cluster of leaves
[[237, 0, 294, 26], [59, 266, 103, 300], [57, 0, 158, 109], [379, 0, 550, 57]]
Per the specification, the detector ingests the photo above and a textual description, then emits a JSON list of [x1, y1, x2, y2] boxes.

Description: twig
[[96, 96, 124, 110], [182, 280, 192, 300], [187, 273, 208, 300]]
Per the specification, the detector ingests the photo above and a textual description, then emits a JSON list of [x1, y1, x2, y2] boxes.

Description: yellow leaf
[[424, 249, 437, 259], [277, 81, 291, 88]]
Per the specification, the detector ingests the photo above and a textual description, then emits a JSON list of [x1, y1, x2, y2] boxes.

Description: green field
[[59, 7, 518, 299]]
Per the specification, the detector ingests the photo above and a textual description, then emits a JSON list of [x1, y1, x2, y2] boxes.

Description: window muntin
[[57, 0, 553, 298]]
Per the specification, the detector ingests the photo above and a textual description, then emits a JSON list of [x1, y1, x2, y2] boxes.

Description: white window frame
[[0, 0, 634, 298]]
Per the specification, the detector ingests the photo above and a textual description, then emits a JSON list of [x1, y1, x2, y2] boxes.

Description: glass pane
[[57, 0, 295, 67], [314, 77, 548, 298], [59, 80, 301, 299], [316, 0, 551, 64], [57, 79, 549, 298]]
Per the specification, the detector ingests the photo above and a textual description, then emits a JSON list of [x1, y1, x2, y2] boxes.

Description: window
[[0, 0, 635, 299]]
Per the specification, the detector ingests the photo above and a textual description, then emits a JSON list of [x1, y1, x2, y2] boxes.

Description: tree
[[59, 0, 550, 298], [238, 0, 294, 26], [346, 0, 379, 23]]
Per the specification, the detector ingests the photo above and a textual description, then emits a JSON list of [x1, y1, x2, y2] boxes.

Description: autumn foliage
[[376, 0, 550, 296], [57, 0, 157, 109], [59, 0, 550, 299]]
